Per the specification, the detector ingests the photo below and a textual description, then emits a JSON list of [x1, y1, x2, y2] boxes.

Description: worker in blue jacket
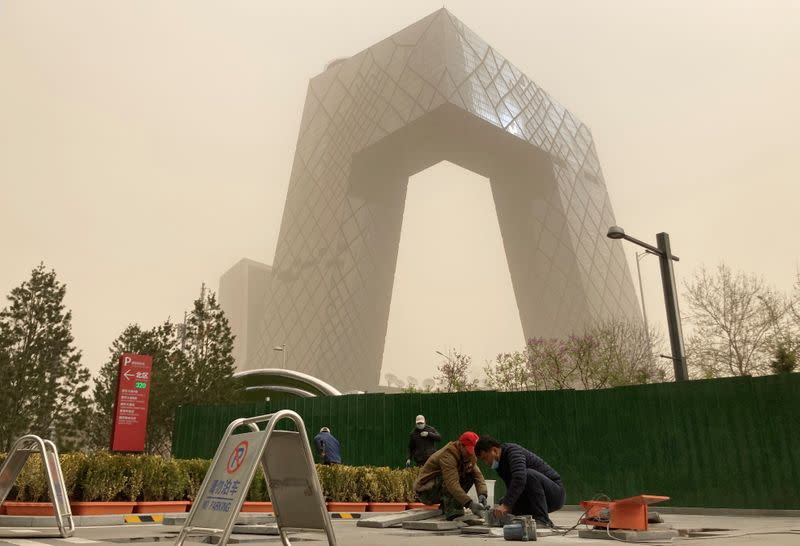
[[475, 435, 564, 528], [314, 427, 342, 465]]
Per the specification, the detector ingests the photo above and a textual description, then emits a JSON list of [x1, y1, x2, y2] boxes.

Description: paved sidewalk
[[0, 510, 797, 546]]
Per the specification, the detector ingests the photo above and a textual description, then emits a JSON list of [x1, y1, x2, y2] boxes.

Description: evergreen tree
[[0, 264, 91, 450], [770, 344, 797, 374], [174, 285, 239, 405]]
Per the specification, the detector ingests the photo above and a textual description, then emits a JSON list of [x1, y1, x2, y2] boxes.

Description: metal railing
[[0, 435, 75, 537]]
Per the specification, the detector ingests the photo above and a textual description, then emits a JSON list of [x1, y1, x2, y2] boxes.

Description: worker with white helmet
[[406, 414, 441, 467]]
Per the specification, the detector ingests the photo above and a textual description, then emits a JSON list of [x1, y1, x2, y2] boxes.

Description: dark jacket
[[408, 425, 442, 465], [497, 443, 561, 507], [414, 441, 487, 506], [313, 431, 342, 464]]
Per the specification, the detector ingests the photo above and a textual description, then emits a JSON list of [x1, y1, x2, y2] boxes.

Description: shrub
[[177, 458, 211, 501], [0, 452, 87, 502], [59, 452, 89, 500], [354, 466, 379, 502], [246, 466, 270, 502], [316, 464, 360, 502], [136, 456, 188, 501], [365, 466, 404, 502], [80, 452, 130, 501], [13, 454, 48, 502], [399, 467, 420, 503]]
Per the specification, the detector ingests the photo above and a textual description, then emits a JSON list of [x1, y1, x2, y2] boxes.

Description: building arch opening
[[380, 161, 526, 388]]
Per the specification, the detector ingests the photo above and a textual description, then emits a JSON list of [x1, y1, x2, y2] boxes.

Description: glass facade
[[247, 9, 640, 390]]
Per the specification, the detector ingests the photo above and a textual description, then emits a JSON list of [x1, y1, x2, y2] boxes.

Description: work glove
[[467, 500, 486, 515], [405, 459, 412, 467], [421, 431, 429, 437], [478, 494, 488, 508]]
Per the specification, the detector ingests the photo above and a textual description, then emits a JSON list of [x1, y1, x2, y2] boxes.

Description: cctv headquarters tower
[[221, 9, 641, 391]]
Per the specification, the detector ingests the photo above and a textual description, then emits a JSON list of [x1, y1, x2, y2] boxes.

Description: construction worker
[[406, 414, 441, 467], [474, 435, 564, 528], [413, 431, 489, 520], [313, 427, 341, 465]]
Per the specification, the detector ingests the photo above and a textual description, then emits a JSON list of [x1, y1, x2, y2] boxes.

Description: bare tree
[[483, 351, 534, 391], [683, 264, 789, 377], [526, 337, 580, 390], [586, 319, 667, 387], [483, 319, 665, 391], [434, 349, 479, 392], [384, 373, 406, 388]]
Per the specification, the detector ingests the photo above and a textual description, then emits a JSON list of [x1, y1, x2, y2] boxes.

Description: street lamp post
[[635, 251, 653, 334], [272, 344, 287, 368], [607, 226, 688, 381]]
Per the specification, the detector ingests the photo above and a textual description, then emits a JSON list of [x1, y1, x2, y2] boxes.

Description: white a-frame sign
[[174, 410, 336, 546], [0, 435, 75, 537]]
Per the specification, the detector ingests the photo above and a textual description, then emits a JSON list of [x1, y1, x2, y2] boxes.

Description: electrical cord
[[555, 509, 588, 535], [554, 493, 609, 536]]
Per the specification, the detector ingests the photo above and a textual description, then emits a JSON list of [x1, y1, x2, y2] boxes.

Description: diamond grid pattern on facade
[[249, 9, 640, 391]]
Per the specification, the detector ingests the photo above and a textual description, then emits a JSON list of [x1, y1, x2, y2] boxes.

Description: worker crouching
[[475, 435, 565, 528], [413, 431, 489, 520]]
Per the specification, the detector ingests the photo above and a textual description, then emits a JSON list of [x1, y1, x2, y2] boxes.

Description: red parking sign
[[110, 353, 152, 452]]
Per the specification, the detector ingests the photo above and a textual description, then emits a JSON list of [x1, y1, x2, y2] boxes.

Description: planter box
[[367, 502, 407, 512], [3, 502, 54, 516], [326, 502, 368, 512], [134, 501, 191, 514], [70, 501, 137, 515], [407, 502, 440, 510], [241, 502, 273, 513]]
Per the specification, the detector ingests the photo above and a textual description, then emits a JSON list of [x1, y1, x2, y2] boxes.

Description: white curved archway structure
[[233, 368, 342, 398]]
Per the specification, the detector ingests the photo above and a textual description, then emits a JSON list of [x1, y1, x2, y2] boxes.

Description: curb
[[0, 512, 184, 528], [124, 515, 164, 524], [330, 513, 362, 519], [0, 510, 368, 529]]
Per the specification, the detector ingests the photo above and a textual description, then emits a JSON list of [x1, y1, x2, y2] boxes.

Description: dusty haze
[[1, 1, 798, 385]]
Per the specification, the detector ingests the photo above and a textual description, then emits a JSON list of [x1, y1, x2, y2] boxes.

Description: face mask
[[416, 423, 425, 430], [491, 459, 499, 470]]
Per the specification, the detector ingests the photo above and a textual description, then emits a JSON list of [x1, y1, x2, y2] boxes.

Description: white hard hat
[[415, 415, 425, 424]]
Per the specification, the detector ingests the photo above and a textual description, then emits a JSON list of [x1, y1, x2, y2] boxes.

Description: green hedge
[[315, 465, 418, 503], [0, 452, 418, 503]]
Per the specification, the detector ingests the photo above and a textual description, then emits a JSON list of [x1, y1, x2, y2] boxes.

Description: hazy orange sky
[[1, 1, 798, 385]]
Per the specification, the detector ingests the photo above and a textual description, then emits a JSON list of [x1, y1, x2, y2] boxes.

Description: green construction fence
[[172, 373, 800, 509]]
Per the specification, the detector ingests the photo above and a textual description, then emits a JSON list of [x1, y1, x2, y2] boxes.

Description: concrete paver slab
[[578, 528, 680, 541], [357, 509, 442, 528], [225, 527, 279, 536], [401, 520, 464, 531]]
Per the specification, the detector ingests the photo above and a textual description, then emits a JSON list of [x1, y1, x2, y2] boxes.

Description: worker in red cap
[[413, 431, 489, 520]]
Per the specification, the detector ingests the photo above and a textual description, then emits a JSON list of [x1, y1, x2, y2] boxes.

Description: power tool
[[503, 515, 537, 541]]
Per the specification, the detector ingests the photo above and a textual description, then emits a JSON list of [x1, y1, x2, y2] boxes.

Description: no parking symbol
[[226, 441, 248, 474]]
